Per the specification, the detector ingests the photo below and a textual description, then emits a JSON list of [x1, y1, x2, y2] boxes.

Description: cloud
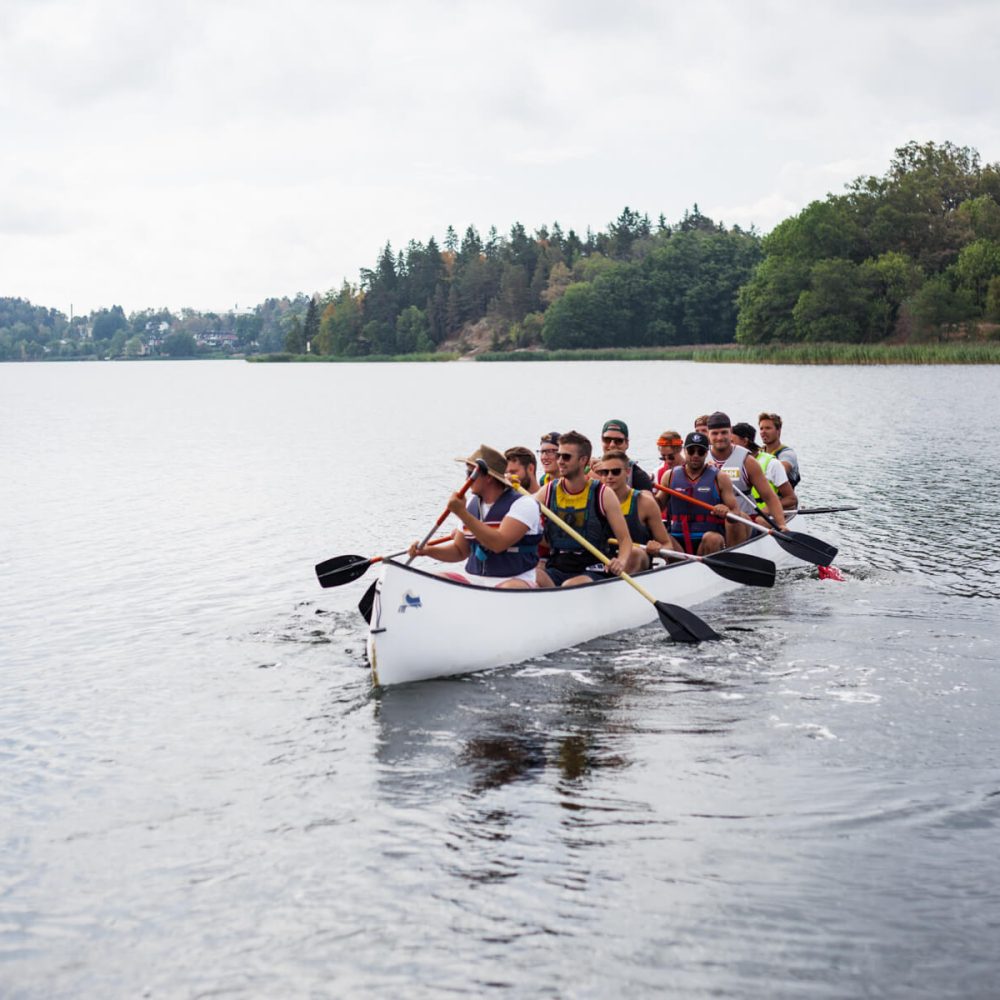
[[1, 0, 999, 313]]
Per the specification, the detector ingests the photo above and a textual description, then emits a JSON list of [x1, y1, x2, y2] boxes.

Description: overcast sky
[[2, 0, 999, 316]]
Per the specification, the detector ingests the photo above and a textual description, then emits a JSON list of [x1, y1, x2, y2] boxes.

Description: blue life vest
[[464, 489, 541, 577], [542, 478, 612, 571], [668, 466, 726, 542]]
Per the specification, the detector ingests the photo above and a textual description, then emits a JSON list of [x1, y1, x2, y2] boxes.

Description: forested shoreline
[[4, 140, 1000, 363]]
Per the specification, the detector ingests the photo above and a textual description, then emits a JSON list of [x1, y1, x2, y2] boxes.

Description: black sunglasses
[[602, 435, 625, 445], [556, 451, 575, 461], [686, 446, 707, 456], [597, 467, 625, 476]]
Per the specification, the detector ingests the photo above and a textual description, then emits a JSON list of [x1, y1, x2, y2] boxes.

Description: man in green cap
[[600, 419, 654, 492]]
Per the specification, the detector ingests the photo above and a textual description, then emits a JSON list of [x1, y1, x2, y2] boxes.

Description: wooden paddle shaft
[[654, 482, 766, 535], [409, 463, 484, 562], [508, 476, 661, 606]]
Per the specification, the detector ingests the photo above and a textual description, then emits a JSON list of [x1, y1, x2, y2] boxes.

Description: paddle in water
[[610, 538, 776, 588], [657, 547, 776, 588], [791, 506, 858, 515], [316, 535, 451, 589], [655, 482, 838, 568], [508, 476, 720, 643], [729, 485, 839, 567]]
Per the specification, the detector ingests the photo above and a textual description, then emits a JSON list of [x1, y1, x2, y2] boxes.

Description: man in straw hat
[[407, 445, 542, 588]]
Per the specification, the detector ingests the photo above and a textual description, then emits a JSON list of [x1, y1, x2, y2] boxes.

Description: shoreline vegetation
[[252, 341, 1000, 365], [6, 140, 1000, 366]]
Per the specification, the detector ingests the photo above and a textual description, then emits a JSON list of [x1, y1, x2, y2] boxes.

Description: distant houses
[[197, 331, 239, 349]]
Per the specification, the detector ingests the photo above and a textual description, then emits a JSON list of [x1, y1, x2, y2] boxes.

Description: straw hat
[[455, 444, 508, 483]]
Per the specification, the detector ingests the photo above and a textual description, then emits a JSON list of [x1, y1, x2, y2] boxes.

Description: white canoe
[[366, 521, 814, 687]]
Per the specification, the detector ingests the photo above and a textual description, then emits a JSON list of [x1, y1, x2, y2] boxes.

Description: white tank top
[[712, 445, 754, 512]]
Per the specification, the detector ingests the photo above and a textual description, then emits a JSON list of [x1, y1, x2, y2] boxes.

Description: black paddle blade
[[773, 530, 838, 567], [357, 581, 377, 623], [703, 551, 776, 588], [654, 601, 721, 643], [795, 506, 858, 515], [315, 554, 372, 588]]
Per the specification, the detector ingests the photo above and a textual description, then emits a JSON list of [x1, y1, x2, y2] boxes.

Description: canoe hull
[[366, 527, 809, 687]]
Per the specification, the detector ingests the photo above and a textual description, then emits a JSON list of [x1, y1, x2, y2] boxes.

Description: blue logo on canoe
[[398, 591, 422, 613]]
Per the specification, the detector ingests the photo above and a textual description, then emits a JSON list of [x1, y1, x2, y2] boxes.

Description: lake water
[[2, 359, 999, 998]]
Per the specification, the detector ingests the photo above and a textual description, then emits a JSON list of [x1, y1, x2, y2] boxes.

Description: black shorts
[[544, 564, 607, 587]]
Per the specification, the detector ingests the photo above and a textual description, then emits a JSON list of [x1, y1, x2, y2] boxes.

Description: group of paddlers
[[408, 411, 801, 589]]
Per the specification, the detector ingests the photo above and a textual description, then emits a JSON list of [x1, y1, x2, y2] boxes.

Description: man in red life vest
[[660, 432, 741, 556], [654, 430, 684, 517]]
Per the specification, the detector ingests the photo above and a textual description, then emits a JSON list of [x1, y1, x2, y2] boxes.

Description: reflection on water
[[3, 361, 1000, 998]]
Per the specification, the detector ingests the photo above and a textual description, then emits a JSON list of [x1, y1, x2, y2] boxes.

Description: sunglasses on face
[[602, 435, 625, 445], [686, 447, 707, 456], [597, 467, 625, 477], [556, 452, 575, 462]]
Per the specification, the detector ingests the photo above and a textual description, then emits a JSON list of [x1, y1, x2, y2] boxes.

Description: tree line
[[4, 139, 999, 363], [737, 141, 1000, 343]]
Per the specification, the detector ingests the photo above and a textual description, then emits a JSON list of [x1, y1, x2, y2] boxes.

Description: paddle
[[654, 482, 838, 567], [508, 476, 720, 643], [789, 506, 858, 515], [406, 461, 485, 564], [656, 547, 776, 588], [609, 538, 776, 588], [316, 535, 451, 589], [356, 461, 488, 622], [731, 485, 839, 567]]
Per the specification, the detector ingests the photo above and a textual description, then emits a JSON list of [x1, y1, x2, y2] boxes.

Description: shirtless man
[[659, 432, 740, 556], [705, 411, 787, 544], [595, 449, 670, 573], [534, 431, 631, 587]]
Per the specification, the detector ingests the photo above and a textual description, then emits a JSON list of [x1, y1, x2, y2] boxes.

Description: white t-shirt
[[470, 493, 542, 534]]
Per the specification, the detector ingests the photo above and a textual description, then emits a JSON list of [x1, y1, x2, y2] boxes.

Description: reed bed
[[249, 351, 459, 363], [477, 342, 1000, 365]]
